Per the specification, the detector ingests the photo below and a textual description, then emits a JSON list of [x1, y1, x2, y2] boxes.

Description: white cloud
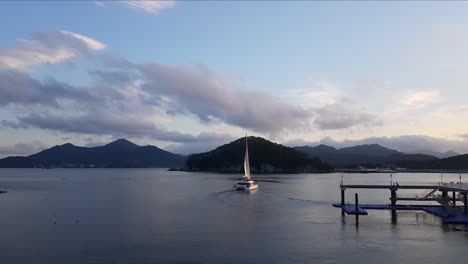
[[283, 80, 383, 130], [314, 104, 383, 130], [120, 0, 175, 14], [0, 30, 105, 70], [458, 133, 468, 141], [60, 30, 106, 50], [164, 132, 237, 155], [400, 90, 440, 107], [285, 80, 343, 106], [0, 140, 47, 157], [387, 90, 442, 113], [139, 62, 312, 134], [94, 1, 105, 7]]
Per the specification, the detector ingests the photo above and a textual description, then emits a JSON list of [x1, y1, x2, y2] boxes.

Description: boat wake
[[287, 197, 329, 205], [208, 189, 234, 197], [255, 179, 288, 184]]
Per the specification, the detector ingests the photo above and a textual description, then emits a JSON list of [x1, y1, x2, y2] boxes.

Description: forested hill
[[185, 137, 332, 173]]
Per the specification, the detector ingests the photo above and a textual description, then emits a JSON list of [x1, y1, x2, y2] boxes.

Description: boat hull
[[234, 181, 259, 191]]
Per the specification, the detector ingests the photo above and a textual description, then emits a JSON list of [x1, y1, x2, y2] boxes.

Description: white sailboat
[[234, 136, 259, 191]]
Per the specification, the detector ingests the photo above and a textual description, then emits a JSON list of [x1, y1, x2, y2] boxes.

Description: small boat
[[234, 136, 259, 191]]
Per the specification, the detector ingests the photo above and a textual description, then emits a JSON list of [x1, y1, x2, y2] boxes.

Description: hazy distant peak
[[289, 135, 468, 156], [311, 144, 337, 152], [316, 144, 336, 148], [406, 150, 460, 159], [338, 144, 400, 156], [53, 143, 77, 149], [104, 138, 138, 148]]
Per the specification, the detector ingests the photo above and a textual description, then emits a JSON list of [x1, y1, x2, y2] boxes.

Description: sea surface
[[0, 169, 467, 264]]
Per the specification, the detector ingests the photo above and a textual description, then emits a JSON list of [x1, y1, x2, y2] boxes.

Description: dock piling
[[464, 193, 467, 215], [341, 188, 345, 216], [355, 193, 360, 227], [442, 190, 448, 200], [390, 188, 397, 207], [341, 189, 345, 205], [355, 193, 359, 212], [391, 210, 397, 225], [452, 191, 456, 206]]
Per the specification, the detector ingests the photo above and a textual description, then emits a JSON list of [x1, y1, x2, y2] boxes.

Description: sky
[[1, 1, 468, 157]]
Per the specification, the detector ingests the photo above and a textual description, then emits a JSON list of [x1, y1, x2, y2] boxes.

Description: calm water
[[0, 169, 467, 264]]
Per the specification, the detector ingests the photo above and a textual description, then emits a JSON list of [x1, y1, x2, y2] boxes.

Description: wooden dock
[[336, 182, 468, 224], [340, 204, 368, 215]]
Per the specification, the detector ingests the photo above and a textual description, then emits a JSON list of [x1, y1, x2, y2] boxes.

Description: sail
[[244, 136, 251, 179]]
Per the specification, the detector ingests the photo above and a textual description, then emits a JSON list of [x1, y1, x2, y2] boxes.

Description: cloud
[[313, 104, 383, 130], [94, 1, 105, 7], [164, 132, 237, 155], [1, 56, 383, 137], [400, 90, 441, 109], [0, 140, 47, 157], [8, 111, 235, 147], [1, 120, 29, 129], [283, 80, 383, 130], [139, 62, 312, 133], [0, 30, 105, 70], [0, 50, 383, 151], [15, 112, 189, 141], [284, 81, 344, 106], [0, 70, 94, 107], [458, 133, 468, 141], [120, 0, 175, 14]]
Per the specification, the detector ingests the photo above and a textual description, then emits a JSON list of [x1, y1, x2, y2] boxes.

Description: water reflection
[[1, 170, 468, 264], [391, 210, 398, 225]]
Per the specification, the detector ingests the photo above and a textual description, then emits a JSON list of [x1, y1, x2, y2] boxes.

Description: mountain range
[[288, 135, 466, 158], [409, 150, 459, 159], [0, 139, 186, 168], [294, 144, 438, 167], [0, 137, 467, 171], [293, 144, 468, 170]]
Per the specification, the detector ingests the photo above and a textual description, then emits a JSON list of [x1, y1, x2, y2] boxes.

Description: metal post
[[391, 209, 397, 225], [340, 188, 345, 216], [391, 189, 397, 207], [452, 191, 456, 206], [341, 189, 345, 205], [355, 193, 359, 212], [464, 194, 467, 215]]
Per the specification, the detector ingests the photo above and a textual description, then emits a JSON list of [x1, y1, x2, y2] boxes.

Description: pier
[[334, 182, 468, 224]]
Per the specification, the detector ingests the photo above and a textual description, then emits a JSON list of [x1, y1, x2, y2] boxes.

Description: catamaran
[[234, 136, 259, 191]]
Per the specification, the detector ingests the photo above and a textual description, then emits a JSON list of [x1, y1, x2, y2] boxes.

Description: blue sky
[[1, 1, 468, 156]]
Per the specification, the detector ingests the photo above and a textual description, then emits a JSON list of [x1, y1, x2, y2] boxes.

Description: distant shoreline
[[0, 167, 467, 174]]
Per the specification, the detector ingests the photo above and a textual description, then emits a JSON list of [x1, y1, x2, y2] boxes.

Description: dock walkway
[[336, 183, 468, 224]]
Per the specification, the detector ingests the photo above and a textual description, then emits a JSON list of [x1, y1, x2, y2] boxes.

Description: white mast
[[244, 135, 251, 179]]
